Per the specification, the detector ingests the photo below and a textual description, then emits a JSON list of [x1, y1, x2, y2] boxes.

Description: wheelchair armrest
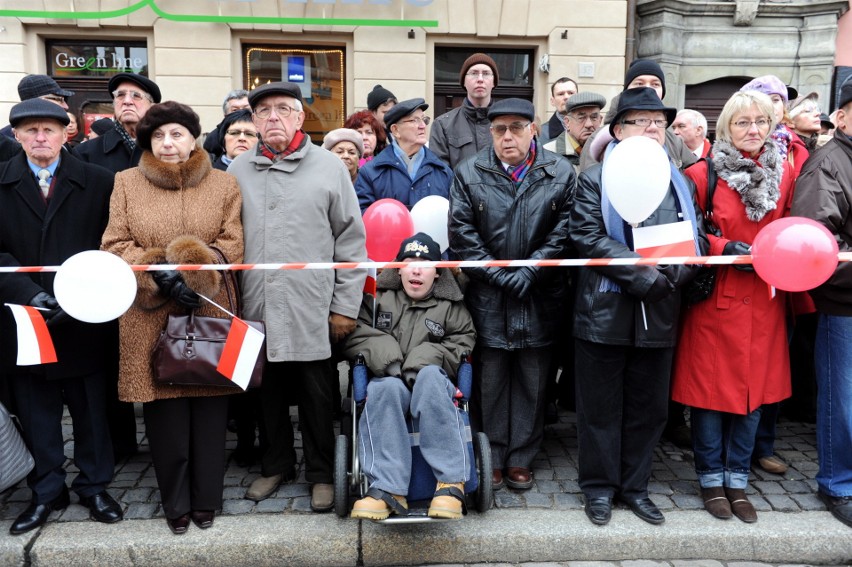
[[457, 352, 473, 401], [352, 355, 369, 403]]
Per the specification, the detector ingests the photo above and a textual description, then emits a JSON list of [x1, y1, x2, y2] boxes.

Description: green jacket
[[343, 268, 476, 381]]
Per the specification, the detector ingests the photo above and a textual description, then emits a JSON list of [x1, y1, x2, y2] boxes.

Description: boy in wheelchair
[[342, 233, 476, 520]]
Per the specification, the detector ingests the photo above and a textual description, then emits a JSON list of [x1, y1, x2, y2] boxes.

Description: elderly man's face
[[671, 113, 704, 151], [563, 105, 602, 145], [390, 109, 429, 151], [14, 119, 67, 167], [252, 95, 305, 152], [490, 114, 533, 166], [226, 97, 250, 115], [112, 80, 153, 129], [613, 110, 667, 146]]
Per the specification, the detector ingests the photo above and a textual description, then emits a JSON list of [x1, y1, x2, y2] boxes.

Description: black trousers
[[143, 395, 229, 519], [260, 359, 335, 483], [11, 370, 114, 503], [575, 339, 671, 500]]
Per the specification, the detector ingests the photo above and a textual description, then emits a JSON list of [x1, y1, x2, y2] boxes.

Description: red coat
[[671, 153, 794, 415]]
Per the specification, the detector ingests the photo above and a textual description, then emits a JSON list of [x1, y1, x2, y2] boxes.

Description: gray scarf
[[711, 138, 783, 222]]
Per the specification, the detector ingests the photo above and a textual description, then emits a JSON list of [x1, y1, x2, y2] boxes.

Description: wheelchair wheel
[[334, 434, 350, 518], [473, 431, 493, 513], [340, 397, 353, 440]]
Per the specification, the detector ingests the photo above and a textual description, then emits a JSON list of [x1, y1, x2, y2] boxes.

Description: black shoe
[[544, 402, 558, 425], [79, 491, 123, 524], [9, 486, 70, 535], [584, 495, 612, 525], [190, 510, 215, 529], [621, 496, 665, 525], [818, 491, 852, 528], [167, 513, 191, 535]]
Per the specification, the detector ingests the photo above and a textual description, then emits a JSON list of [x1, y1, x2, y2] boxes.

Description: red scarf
[[259, 130, 306, 161]]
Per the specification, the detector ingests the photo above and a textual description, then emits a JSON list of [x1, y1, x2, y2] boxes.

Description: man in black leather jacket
[[449, 98, 575, 492]]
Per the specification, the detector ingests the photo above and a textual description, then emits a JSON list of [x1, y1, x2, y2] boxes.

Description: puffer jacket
[[354, 143, 452, 212], [448, 142, 575, 349], [429, 99, 494, 169], [343, 268, 476, 381], [570, 164, 707, 347]]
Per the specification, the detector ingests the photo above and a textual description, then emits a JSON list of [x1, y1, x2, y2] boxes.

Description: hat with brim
[[9, 98, 70, 128], [247, 82, 303, 108], [487, 98, 535, 122], [819, 113, 834, 130], [108, 73, 161, 103], [383, 98, 429, 128], [564, 91, 607, 115], [608, 87, 677, 137], [17, 75, 74, 101]]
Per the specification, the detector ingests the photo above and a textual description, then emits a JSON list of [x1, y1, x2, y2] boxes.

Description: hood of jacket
[[137, 148, 212, 190], [377, 267, 464, 302]]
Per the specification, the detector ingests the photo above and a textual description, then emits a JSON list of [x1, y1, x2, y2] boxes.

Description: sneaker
[[311, 483, 334, 512], [350, 494, 408, 520], [427, 482, 465, 520], [245, 474, 283, 502]]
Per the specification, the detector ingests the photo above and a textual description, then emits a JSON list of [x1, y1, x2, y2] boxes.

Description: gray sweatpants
[[358, 366, 470, 496]]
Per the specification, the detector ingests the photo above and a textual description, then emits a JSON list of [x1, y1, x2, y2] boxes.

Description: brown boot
[[701, 486, 732, 520], [350, 493, 408, 520], [725, 487, 757, 523], [427, 482, 465, 520]]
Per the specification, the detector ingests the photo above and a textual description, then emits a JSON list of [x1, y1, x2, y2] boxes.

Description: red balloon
[[751, 217, 839, 292], [362, 199, 414, 261]]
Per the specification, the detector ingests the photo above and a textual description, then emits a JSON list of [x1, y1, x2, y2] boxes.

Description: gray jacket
[[228, 137, 367, 362], [429, 99, 493, 170]]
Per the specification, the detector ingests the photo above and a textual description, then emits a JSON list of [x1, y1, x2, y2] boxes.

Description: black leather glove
[[723, 240, 754, 272], [170, 280, 202, 309], [402, 370, 418, 390], [643, 271, 675, 303], [504, 267, 536, 300], [151, 270, 181, 295], [487, 268, 512, 288], [29, 291, 71, 327]]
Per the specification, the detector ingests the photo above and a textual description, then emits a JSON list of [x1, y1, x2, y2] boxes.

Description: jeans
[[691, 407, 761, 489], [815, 314, 852, 497]]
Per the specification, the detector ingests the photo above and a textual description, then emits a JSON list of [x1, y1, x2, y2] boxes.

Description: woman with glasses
[[671, 90, 795, 524], [354, 98, 452, 213], [212, 109, 259, 171], [787, 93, 824, 151]]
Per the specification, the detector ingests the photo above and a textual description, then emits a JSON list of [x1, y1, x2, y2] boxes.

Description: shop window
[[47, 40, 148, 78], [433, 47, 534, 116], [244, 45, 345, 141]]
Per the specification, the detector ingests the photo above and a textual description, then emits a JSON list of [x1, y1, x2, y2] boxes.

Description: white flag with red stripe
[[216, 318, 265, 391], [633, 220, 696, 258], [5, 304, 58, 366], [363, 265, 377, 297]]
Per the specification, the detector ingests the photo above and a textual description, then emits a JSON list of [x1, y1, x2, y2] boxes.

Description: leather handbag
[[0, 401, 35, 493], [151, 249, 265, 390], [685, 156, 721, 306]]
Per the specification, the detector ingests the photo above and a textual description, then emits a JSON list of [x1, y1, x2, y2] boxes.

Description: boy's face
[[400, 259, 438, 301]]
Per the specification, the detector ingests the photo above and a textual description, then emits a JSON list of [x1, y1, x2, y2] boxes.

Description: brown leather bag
[[151, 249, 265, 390]]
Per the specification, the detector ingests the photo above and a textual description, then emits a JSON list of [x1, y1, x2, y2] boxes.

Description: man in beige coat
[[228, 82, 367, 511]]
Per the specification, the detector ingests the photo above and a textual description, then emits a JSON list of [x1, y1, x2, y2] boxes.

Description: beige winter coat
[[102, 149, 244, 402]]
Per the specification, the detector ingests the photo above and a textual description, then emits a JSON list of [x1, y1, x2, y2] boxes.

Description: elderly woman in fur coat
[[671, 90, 794, 524], [101, 101, 244, 535]]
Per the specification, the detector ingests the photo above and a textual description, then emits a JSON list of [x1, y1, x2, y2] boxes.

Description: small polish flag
[[633, 220, 697, 258], [216, 318, 265, 391], [363, 265, 377, 297], [5, 304, 58, 366]]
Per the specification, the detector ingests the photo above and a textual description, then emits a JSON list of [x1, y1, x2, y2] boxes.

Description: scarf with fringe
[[711, 138, 782, 222]]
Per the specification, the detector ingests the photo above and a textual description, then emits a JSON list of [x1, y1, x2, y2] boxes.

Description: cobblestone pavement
[[428, 563, 846, 567]]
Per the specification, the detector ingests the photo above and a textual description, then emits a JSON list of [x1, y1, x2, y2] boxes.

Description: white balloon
[[601, 136, 671, 224], [54, 251, 137, 323], [410, 195, 450, 253]]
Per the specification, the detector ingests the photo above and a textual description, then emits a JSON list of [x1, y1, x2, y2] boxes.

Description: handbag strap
[[209, 247, 241, 318], [703, 155, 722, 237]]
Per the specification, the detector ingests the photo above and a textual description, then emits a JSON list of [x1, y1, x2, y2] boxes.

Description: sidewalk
[[1, 382, 850, 566]]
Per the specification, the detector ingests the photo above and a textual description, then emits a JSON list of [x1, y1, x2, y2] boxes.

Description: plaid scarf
[[508, 138, 537, 184], [259, 130, 306, 161], [114, 120, 136, 154]]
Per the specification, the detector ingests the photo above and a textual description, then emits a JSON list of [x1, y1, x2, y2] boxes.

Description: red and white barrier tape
[[2, 252, 852, 273]]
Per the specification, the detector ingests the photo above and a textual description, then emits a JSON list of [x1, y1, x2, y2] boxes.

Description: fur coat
[[101, 149, 244, 402]]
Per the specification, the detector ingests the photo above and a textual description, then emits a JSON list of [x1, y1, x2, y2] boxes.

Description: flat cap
[[248, 82, 304, 108], [108, 73, 161, 103], [840, 76, 852, 110], [17, 75, 74, 101], [383, 98, 429, 128], [487, 98, 535, 122], [10, 98, 71, 128], [564, 91, 607, 114]]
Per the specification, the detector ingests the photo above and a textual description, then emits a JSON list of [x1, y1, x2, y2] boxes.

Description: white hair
[[676, 108, 707, 133]]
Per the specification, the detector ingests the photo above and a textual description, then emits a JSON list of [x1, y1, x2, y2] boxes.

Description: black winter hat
[[840, 76, 852, 110], [136, 101, 202, 151], [217, 109, 254, 151], [17, 75, 74, 101], [367, 85, 397, 111], [247, 82, 303, 108], [9, 98, 70, 127], [108, 73, 161, 103], [396, 232, 441, 262], [383, 98, 429, 128], [609, 87, 677, 137], [487, 98, 535, 122], [623, 59, 666, 98]]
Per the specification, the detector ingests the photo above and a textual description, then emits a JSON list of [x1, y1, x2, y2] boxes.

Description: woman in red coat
[[671, 90, 794, 524]]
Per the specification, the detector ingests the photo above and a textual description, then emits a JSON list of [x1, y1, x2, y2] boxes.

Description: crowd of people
[[0, 51, 850, 538]]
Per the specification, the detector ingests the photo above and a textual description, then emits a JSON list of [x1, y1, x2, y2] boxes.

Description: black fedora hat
[[609, 87, 677, 137]]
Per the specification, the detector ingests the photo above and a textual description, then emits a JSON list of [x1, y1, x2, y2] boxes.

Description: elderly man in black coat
[[0, 99, 122, 535]]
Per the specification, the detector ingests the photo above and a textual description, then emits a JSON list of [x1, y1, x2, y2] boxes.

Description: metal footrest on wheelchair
[[372, 504, 457, 524]]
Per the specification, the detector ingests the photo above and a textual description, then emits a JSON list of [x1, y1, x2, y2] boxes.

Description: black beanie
[[624, 59, 666, 98], [367, 85, 397, 111]]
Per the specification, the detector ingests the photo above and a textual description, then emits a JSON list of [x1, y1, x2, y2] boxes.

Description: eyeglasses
[[466, 71, 494, 79], [622, 118, 669, 129], [226, 129, 258, 138], [568, 112, 602, 123], [731, 118, 771, 130], [490, 122, 530, 136], [112, 89, 151, 102], [40, 95, 66, 104], [253, 104, 296, 120], [398, 116, 431, 126]]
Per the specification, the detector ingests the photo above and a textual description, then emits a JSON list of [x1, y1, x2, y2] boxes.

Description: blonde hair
[[716, 90, 777, 144]]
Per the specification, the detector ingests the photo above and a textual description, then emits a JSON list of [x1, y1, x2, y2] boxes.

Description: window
[[244, 45, 345, 141], [47, 40, 148, 78]]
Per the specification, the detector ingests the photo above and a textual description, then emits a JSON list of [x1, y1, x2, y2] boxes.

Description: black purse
[[684, 157, 721, 306]]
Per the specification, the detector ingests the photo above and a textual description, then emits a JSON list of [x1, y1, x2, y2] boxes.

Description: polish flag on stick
[[5, 304, 57, 366], [216, 318, 265, 391]]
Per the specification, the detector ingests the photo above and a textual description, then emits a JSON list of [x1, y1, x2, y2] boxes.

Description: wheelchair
[[333, 354, 493, 522]]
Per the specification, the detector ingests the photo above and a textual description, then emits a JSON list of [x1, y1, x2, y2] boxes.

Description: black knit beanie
[[623, 59, 666, 98], [367, 85, 397, 111]]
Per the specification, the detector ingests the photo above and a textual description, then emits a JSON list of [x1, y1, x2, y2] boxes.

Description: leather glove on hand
[[29, 291, 71, 327], [487, 268, 511, 288], [151, 269, 181, 295], [170, 280, 202, 309], [504, 267, 537, 300], [402, 370, 418, 390], [643, 271, 675, 303], [723, 241, 754, 272], [329, 313, 356, 343]]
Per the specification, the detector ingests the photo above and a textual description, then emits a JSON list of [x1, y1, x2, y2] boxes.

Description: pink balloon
[[751, 217, 839, 292], [362, 199, 414, 262]]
